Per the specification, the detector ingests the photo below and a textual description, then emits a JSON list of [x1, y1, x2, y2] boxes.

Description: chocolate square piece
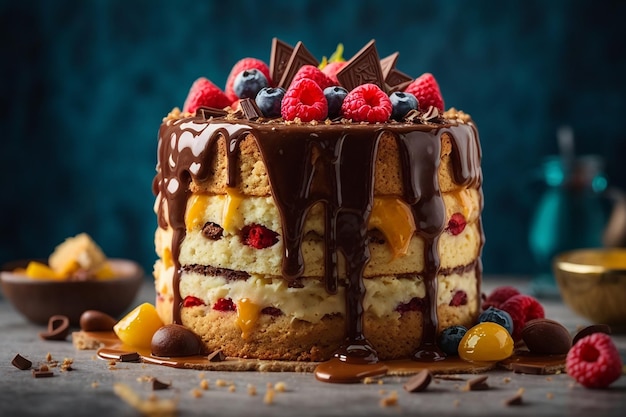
[[197, 107, 228, 119], [239, 98, 262, 120], [336, 39, 385, 91], [380, 52, 399, 80], [270, 38, 294, 87], [278, 41, 319, 89], [385, 68, 413, 93]]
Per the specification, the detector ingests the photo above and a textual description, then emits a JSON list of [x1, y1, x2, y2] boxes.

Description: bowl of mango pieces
[[1, 234, 144, 325], [554, 248, 626, 327]]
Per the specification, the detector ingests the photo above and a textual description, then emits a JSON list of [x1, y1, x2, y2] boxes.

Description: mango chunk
[[24, 261, 64, 280], [113, 303, 164, 349]]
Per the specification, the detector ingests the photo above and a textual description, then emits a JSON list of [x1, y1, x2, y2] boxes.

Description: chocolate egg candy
[[151, 324, 208, 357], [79, 310, 117, 331], [521, 318, 572, 355]]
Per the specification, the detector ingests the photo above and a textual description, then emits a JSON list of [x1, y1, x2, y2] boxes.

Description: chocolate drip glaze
[[154, 116, 482, 362]]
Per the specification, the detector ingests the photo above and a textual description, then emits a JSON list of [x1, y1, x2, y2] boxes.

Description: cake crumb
[[197, 372, 205, 379], [545, 376, 553, 382], [247, 384, 257, 396], [190, 388, 202, 398], [264, 387, 275, 405], [453, 399, 461, 407], [546, 392, 554, 400], [91, 381, 99, 389], [274, 381, 287, 392], [379, 390, 398, 407], [215, 379, 228, 387], [45, 352, 52, 362], [502, 377, 511, 384], [113, 383, 177, 416], [228, 384, 236, 393], [199, 379, 209, 390]]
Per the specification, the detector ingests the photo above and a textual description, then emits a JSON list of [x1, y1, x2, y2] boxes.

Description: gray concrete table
[[1, 278, 625, 416]]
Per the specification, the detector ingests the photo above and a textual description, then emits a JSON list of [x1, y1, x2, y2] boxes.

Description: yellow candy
[[24, 261, 64, 280], [458, 322, 514, 362], [94, 262, 115, 280], [113, 303, 164, 349], [235, 298, 261, 340]]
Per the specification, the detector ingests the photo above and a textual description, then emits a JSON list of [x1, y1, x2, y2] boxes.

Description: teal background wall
[[1, 0, 625, 276]]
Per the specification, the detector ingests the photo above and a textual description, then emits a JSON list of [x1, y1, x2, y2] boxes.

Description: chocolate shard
[[504, 389, 524, 406], [119, 352, 141, 362], [207, 349, 226, 362], [379, 52, 399, 80], [277, 41, 319, 89], [511, 363, 547, 375], [240, 98, 262, 120], [403, 369, 432, 392], [385, 68, 413, 93], [152, 378, 171, 390], [11, 354, 32, 370], [466, 375, 489, 391], [336, 39, 385, 91], [270, 38, 294, 87], [32, 369, 54, 378], [197, 107, 228, 119], [572, 324, 611, 346]]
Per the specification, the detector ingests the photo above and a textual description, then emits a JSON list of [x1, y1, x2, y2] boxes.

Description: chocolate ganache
[[153, 112, 482, 363]]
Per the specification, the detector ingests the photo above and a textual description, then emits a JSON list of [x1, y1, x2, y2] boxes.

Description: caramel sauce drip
[[154, 117, 483, 365]]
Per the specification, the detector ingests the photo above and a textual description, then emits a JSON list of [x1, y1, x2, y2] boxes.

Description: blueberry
[[438, 325, 467, 356], [255, 87, 285, 118], [323, 86, 348, 119], [234, 69, 269, 99], [389, 91, 418, 121], [477, 306, 514, 336]]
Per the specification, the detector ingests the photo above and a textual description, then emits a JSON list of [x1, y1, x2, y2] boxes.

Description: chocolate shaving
[[504, 389, 524, 406], [152, 378, 171, 390], [119, 352, 141, 362], [39, 315, 70, 341], [572, 324, 611, 346], [336, 39, 385, 91], [403, 369, 432, 392], [422, 106, 440, 121], [207, 349, 226, 362], [197, 107, 228, 119], [32, 369, 54, 378], [277, 41, 318, 89], [11, 354, 32, 370], [270, 38, 294, 87], [240, 98, 262, 120], [466, 375, 489, 391]]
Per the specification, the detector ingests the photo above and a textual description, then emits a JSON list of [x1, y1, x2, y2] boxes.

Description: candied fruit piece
[[183, 296, 206, 308], [236, 298, 261, 339], [113, 303, 164, 349], [24, 261, 63, 280], [213, 298, 236, 312], [458, 322, 514, 362]]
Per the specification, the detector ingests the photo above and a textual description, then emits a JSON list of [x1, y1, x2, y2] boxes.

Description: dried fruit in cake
[[225, 57, 272, 103], [182, 77, 232, 113], [498, 294, 545, 341], [341, 83, 392, 123], [255, 87, 286, 118], [241, 224, 279, 249], [323, 86, 348, 119], [477, 306, 514, 336], [290, 65, 335, 91], [458, 322, 514, 362], [449, 290, 468, 306], [113, 303, 164, 349], [281, 78, 328, 122], [438, 325, 467, 356], [446, 213, 467, 236], [233, 69, 269, 100], [389, 91, 418, 121], [566, 333, 622, 389], [482, 286, 520, 310], [404, 73, 444, 112]]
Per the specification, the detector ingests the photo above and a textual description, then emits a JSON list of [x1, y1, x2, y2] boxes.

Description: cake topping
[[239, 98, 262, 120], [281, 78, 328, 122], [336, 39, 385, 91], [277, 41, 319, 89], [269, 38, 294, 86], [183, 77, 231, 114], [225, 57, 272, 103], [341, 83, 392, 123], [405, 73, 445, 112], [233, 69, 269, 100], [151, 324, 208, 357]]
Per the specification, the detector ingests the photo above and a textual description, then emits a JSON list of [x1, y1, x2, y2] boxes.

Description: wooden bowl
[[553, 248, 626, 326], [1, 259, 144, 325]]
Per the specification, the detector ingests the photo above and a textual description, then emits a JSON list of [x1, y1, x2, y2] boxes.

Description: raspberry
[[404, 73, 445, 112], [566, 333, 622, 388], [395, 297, 424, 313], [446, 213, 466, 236], [290, 65, 335, 90], [499, 294, 545, 341], [482, 286, 520, 310], [241, 224, 279, 249], [213, 298, 236, 312], [225, 57, 272, 103], [281, 79, 328, 122], [321, 61, 347, 85], [341, 83, 392, 122], [183, 296, 205, 308], [449, 290, 468, 307], [183, 77, 232, 113]]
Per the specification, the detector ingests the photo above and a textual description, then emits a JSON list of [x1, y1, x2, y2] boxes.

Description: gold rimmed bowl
[[553, 248, 626, 327], [1, 259, 144, 325]]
